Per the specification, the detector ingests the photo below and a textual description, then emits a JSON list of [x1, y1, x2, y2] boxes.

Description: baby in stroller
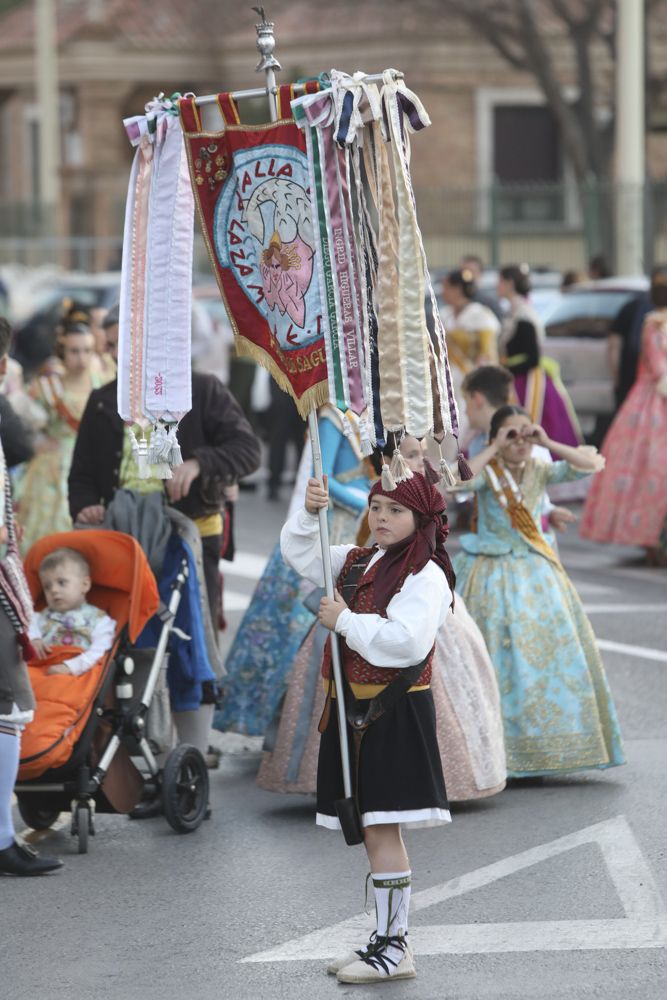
[[29, 547, 115, 676], [15, 526, 216, 852]]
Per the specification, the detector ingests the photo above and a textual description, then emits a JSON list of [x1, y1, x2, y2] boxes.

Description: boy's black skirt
[[316, 688, 451, 829]]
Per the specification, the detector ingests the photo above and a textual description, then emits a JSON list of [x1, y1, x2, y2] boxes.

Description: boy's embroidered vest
[[39, 603, 106, 650], [321, 547, 434, 687]]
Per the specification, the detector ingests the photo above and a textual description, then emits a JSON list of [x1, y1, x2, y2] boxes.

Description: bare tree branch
[[444, 0, 528, 71]]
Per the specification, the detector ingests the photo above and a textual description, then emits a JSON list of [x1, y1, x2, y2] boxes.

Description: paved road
[[3, 486, 667, 1000]]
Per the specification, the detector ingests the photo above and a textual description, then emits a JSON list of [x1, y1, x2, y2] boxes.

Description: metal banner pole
[[253, 10, 359, 834]]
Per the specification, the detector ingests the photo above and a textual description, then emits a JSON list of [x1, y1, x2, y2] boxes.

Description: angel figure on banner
[[245, 177, 315, 330]]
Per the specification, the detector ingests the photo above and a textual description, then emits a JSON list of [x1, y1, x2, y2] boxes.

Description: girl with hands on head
[[452, 403, 624, 781], [466, 411, 603, 480]]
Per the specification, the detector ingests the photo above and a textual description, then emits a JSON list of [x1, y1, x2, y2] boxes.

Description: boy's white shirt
[[28, 609, 116, 676], [281, 507, 450, 670]]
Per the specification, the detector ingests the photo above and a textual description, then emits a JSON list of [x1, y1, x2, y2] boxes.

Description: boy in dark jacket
[[68, 307, 262, 619]]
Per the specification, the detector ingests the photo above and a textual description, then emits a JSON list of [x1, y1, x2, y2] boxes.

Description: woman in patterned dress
[[580, 272, 667, 564], [441, 268, 500, 445], [453, 405, 624, 778], [15, 307, 105, 553], [257, 434, 507, 802]]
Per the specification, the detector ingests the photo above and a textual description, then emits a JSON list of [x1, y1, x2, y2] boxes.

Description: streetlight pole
[[615, 0, 645, 275], [35, 0, 61, 234]]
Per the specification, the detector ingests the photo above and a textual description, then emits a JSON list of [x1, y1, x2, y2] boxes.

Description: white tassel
[[136, 435, 149, 480], [128, 427, 140, 460], [439, 458, 457, 490], [341, 413, 354, 439], [147, 423, 167, 464], [389, 447, 413, 484], [146, 422, 173, 479], [381, 463, 396, 491], [168, 425, 183, 467], [359, 414, 375, 457]]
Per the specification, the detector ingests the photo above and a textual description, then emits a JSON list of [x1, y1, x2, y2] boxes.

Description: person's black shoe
[[128, 796, 164, 820], [0, 840, 63, 876]]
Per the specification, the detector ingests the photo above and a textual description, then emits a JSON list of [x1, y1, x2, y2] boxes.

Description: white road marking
[[242, 815, 667, 962], [584, 603, 667, 614], [564, 554, 667, 587], [597, 639, 667, 663], [571, 581, 618, 596]]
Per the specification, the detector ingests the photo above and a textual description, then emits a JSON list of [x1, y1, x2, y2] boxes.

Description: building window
[[476, 87, 579, 229], [493, 104, 565, 224]]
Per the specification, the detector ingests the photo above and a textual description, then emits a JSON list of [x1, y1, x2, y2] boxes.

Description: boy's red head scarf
[[368, 473, 455, 611]]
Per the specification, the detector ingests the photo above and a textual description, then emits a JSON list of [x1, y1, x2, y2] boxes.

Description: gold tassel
[[389, 447, 413, 484]]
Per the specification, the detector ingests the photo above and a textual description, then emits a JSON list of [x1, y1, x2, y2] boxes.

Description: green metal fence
[[1, 180, 666, 274], [415, 180, 661, 273]]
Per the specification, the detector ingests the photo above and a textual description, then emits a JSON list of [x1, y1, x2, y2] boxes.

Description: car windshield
[[31, 285, 108, 313], [545, 290, 638, 326]]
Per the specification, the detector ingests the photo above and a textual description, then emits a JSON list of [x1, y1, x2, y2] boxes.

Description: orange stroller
[[14, 529, 210, 852]]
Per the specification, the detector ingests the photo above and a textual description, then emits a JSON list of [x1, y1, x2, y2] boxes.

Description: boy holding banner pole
[[177, 9, 465, 984]]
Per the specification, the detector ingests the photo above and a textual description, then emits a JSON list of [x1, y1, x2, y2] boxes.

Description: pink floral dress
[[581, 310, 667, 547]]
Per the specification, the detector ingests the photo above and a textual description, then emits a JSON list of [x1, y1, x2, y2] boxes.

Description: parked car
[[12, 272, 120, 374], [543, 276, 649, 441]]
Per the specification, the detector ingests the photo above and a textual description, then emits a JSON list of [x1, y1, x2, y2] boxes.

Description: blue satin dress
[[214, 410, 370, 736], [453, 459, 625, 777]]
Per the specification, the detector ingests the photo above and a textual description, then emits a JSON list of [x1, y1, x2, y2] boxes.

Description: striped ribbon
[[333, 71, 384, 447], [118, 131, 153, 429], [293, 90, 370, 416], [380, 72, 434, 439], [292, 94, 346, 411], [363, 119, 405, 432], [380, 71, 459, 439]]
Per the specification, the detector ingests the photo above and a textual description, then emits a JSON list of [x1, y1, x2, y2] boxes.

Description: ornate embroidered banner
[[179, 88, 329, 417]]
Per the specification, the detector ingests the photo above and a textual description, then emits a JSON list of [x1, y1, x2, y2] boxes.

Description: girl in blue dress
[[453, 404, 625, 778]]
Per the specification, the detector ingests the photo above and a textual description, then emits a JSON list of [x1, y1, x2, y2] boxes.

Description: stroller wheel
[[72, 804, 92, 855], [17, 798, 60, 832], [162, 744, 210, 834]]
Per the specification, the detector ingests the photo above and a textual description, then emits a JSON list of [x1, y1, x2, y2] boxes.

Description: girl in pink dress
[[581, 273, 667, 562]]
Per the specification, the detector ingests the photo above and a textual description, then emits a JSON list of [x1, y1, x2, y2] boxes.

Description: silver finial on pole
[[253, 8, 282, 73]]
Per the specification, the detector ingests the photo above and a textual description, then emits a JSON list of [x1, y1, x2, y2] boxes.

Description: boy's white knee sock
[[372, 869, 411, 933]]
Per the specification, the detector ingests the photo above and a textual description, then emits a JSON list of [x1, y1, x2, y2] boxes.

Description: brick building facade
[[1, 0, 667, 270]]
